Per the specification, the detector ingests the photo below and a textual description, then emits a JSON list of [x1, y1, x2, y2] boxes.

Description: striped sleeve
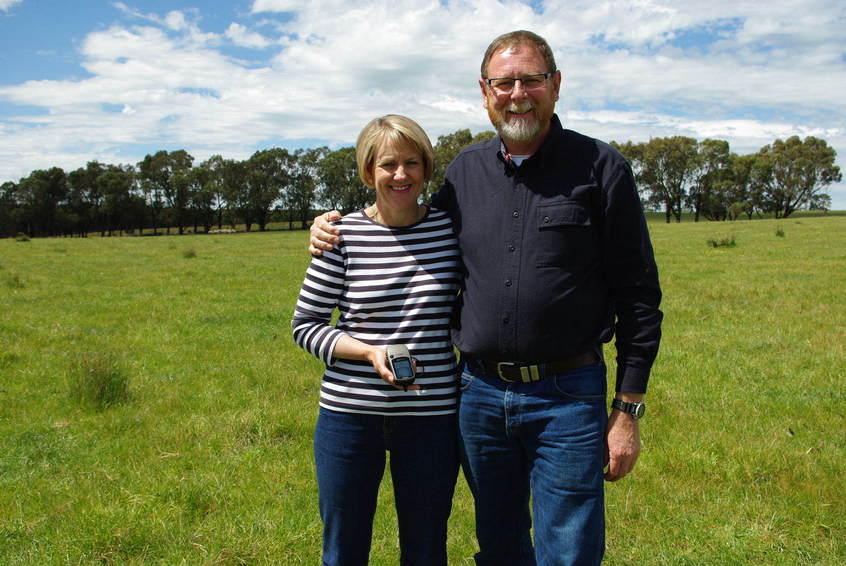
[[292, 246, 347, 365]]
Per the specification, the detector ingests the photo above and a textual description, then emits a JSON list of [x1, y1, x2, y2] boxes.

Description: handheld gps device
[[386, 344, 415, 387]]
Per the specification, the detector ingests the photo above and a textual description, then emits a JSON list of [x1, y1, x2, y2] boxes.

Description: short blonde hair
[[355, 115, 435, 187]]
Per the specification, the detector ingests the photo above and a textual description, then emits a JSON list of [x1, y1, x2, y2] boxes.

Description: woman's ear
[[362, 168, 374, 188]]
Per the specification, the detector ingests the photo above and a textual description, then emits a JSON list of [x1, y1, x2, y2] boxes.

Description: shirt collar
[[495, 114, 565, 168]]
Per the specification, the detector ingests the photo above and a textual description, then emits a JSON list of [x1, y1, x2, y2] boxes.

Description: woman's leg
[[314, 407, 386, 566], [387, 414, 459, 566]]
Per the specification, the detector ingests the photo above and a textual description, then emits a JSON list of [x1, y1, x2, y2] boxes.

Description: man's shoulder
[[558, 128, 628, 167], [560, 128, 617, 153], [453, 135, 498, 163]]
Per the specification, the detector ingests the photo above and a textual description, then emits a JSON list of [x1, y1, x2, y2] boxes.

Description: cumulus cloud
[[0, 0, 844, 204]]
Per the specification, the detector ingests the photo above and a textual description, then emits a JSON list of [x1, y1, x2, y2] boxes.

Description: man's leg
[[388, 414, 459, 566], [522, 363, 608, 566], [458, 362, 536, 566], [314, 407, 385, 566]]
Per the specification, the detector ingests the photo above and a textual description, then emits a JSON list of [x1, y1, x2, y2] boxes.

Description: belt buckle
[[496, 362, 538, 383], [496, 361, 519, 382]]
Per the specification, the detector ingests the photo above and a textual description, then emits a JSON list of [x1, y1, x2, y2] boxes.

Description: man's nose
[[510, 79, 529, 98]]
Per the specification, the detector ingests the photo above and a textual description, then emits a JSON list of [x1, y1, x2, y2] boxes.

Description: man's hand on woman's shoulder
[[309, 210, 343, 256]]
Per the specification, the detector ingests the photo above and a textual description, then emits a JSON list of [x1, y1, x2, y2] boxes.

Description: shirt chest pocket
[[535, 201, 600, 267]]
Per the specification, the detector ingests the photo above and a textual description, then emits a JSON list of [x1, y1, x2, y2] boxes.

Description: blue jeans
[[458, 360, 608, 566], [313, 407, 459, 566]]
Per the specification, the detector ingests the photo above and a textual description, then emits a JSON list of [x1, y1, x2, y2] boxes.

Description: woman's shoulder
[[426, 205, 449, 218], [333, 209, 368, 227], [421, 205, 453, 227]]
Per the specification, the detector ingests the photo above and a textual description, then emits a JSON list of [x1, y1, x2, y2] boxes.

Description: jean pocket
[[551, 365, 606, 401], [459, 370, 475, 392]]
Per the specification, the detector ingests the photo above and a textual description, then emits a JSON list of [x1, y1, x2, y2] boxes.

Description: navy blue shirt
[[431, 115, 662, 393]]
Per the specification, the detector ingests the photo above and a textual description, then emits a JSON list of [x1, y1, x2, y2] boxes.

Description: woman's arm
[[331, 335, 418, 390], [291, 249, 417, 390]]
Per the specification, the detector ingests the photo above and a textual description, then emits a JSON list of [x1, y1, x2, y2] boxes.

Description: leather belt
[[478, 351, 598, 383]]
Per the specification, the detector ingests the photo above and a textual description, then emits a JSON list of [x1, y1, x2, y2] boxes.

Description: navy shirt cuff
[[615, 363, 651, 394]]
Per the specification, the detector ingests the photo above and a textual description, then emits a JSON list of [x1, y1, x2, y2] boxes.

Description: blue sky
[[2, 0, 845, 209]]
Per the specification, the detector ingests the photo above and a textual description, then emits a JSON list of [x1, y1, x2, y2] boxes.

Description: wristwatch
[[612, 399, 646, 419]]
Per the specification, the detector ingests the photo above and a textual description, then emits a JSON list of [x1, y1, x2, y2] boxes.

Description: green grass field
[[1, 216, 844, 565]]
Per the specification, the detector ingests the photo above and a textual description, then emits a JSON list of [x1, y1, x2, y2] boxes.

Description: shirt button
[[543, 216, 550, 223], [512, 211, 519, 218], [503, 317, 510, 324], [505, 279, 512, 287], [508, 244, 515, 252]]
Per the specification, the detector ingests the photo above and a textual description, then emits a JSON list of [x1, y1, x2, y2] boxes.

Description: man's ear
[[552, 70, 562, 101], [479, 78, 490, 109]]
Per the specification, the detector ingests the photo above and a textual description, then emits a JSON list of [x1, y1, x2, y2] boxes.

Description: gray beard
[[497, 114, 542, 143]]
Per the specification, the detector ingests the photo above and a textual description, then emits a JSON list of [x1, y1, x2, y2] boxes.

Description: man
[[309, 30, 662, 566]]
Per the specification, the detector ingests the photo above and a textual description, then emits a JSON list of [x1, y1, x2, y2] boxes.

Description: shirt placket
[[498, 168, 525, 361]]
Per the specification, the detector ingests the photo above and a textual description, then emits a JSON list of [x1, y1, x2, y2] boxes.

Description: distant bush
[[183, 248, 197, 259], [706, 236, 736, 248], [776, 227, 786, 237], [68, 352, 130, 410], [15, 233, 30, 242]]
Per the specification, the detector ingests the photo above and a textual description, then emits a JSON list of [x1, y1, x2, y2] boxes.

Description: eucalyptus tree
[[172, 165, 214, 233], [318, 146, 370, 214], [221, 158, 248, 230], [286, 147, 328, 229], [692, 139, 731, 221], [200, 155, 231, 229], [755, 136, 841, 218], [67, 161, 107, 236], [0, 181, 21, 237], [245, 148, 293, 231], [16, 167, 68, 237], [137, 150, 194, 234], [639, 136, 700, 223], [723, 153, 759, 220], [97, 164, 138, 236]]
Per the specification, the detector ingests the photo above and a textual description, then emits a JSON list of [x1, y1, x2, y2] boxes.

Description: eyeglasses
[[483, 72, 554, 94]]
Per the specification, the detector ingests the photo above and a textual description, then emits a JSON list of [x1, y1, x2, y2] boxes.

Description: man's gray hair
[[480, 30, 557, 78]]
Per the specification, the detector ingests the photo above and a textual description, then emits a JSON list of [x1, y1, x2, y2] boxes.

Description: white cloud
[[0, 0, 22, 11], [164, 10, 188, 31], [1, 0, 845, 205], [251, 0, 308, 13], [225, 23, 273, 49]]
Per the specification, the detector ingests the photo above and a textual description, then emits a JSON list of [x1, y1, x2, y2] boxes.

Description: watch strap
[[612, 398, 645, 419]]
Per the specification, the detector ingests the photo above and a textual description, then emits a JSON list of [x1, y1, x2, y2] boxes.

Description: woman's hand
[[309, 210, 342, 256], [364, 347, 421, 391]]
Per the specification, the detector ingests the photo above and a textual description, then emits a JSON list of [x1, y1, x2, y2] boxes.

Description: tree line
[[1, 130, 839, 238], [614, 135, 841, 222]]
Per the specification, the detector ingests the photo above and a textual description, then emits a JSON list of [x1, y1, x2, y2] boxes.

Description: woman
[[292, 115, 461, 565]]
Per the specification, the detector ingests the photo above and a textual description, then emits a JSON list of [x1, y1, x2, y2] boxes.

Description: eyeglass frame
[[482, 71, 555, 93]]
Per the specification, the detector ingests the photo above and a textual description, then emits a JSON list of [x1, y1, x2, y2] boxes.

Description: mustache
[[505, 103, 534, 114]]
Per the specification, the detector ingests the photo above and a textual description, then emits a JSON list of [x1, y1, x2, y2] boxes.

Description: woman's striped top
[[292, 207, 462, 416]]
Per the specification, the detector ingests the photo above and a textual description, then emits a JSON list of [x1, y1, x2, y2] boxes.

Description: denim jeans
[[458, 360, 608, 566], [313, 407, 459, 566]]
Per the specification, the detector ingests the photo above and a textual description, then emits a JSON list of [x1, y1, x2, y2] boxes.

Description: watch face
[[633, 403, 645, 418]]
